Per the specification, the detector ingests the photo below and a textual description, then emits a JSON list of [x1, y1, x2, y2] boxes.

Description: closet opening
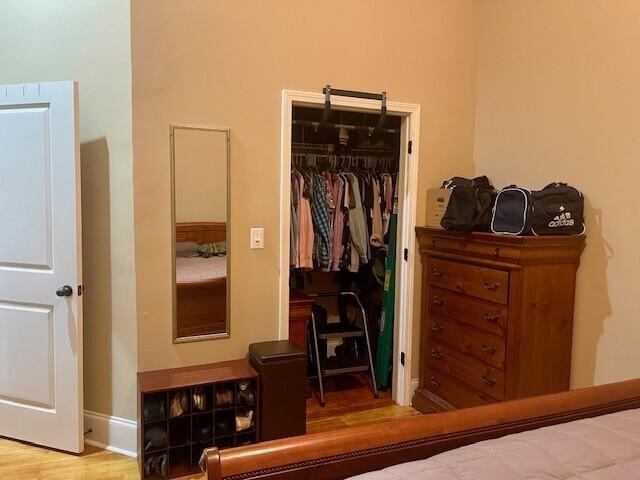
[[280, 90, 420, 424]]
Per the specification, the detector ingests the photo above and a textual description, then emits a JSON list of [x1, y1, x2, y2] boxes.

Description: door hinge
[[78, 285, 84, 296], [408, 140, 413, 154], [403, 248, 408, 261], [400, 352, 406, 366]]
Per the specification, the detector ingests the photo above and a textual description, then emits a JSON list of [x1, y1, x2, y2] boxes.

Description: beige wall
[[0, 1, 137, 420], [474, 1, 640, 387], [174, 128, 228, 224], [132, 0, 480, 375]]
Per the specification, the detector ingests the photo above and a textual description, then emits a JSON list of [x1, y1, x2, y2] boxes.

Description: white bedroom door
[[0, 81, 83, 453]]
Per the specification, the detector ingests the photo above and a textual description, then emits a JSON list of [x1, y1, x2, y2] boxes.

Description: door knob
[[56, 285, 73, 297]]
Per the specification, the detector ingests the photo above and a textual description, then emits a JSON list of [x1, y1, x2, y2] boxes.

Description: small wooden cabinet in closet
[[413, 227, 585, 413], [138, 360, 258, 479]]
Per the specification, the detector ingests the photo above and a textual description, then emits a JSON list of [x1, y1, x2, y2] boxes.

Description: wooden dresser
[[413, 227, 585, 413]]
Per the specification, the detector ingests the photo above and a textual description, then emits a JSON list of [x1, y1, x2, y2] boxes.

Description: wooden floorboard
[[0, 375, 418, 479], [306, 374, 418, 434]]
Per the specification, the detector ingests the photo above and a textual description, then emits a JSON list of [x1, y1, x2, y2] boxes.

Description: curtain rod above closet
[[292, 119, 397, 134]]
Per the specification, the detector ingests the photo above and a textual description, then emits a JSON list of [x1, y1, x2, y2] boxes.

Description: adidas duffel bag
[[531, 182, 585, 235]]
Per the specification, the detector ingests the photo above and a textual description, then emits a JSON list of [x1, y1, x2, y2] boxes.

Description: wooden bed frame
[[200, 378, 640, 479], [176, 221, 227, 337]]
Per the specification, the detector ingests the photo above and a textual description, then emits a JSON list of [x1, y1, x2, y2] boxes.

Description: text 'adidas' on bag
[[491, 186, 532, 235], [531, 182, 585, 235]]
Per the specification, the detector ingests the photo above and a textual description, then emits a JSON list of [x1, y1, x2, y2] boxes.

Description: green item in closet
[[375, 196, 398, 389]]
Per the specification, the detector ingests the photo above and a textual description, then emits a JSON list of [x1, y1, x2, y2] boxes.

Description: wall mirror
[[171, 124, 230, 342]]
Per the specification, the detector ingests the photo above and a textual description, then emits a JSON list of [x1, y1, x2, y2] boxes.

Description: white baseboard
[[410, 378, 419, 405], [84, 410, 137, 458]]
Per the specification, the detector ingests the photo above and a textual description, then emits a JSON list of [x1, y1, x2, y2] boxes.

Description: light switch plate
[[250, 227, 264, 249]]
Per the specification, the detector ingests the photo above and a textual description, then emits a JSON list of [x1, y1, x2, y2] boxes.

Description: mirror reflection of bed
[[175, 221, 227, 338]]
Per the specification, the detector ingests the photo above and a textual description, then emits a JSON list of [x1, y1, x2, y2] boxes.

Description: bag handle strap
[[544, 182, 568, 189]]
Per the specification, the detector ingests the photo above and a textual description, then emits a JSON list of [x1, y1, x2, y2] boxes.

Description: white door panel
[[0, 105, 52, 269], [0, 302, 55, 409], [0, 81, 83, 453]]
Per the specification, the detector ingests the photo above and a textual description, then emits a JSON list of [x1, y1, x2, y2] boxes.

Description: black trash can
[[248, 340, 307, 441]]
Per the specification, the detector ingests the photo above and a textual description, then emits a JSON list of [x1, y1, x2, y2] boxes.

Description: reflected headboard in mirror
[[171, 124, 230, 343], [176, 221, 226, 244]]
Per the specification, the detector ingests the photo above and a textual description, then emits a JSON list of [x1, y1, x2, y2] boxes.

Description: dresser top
[[416, 227, 585, 247]]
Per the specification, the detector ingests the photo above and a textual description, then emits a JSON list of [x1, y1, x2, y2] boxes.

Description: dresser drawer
[[426, 340, 504, 400], [428, 286, 507, 337], [424, 368, 497, 409], [428, 314, 506, 369], [428, 257, 509, 305], [428, 235, 520, 261]]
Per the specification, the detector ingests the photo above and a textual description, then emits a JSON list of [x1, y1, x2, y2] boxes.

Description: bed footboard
[[200, 378, 640, 480]]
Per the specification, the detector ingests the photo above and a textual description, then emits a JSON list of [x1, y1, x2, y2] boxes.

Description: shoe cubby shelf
[[138, 360, 259, 479]]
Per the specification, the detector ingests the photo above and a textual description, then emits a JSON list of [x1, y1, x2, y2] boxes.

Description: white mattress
[[175, 256, 226, 283], [350, 408, 640, 479]]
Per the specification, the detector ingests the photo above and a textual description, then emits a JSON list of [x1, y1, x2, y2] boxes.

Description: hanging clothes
[[290, 172, 300, 267], [330, 173, 345, 271], [290, 151, 396, 272], [346, 172, 369, 270], [310, 174, 332, 271], [381, 174, 394, 236], [370, 177, 384, 247], [296, 172, 314, 269]]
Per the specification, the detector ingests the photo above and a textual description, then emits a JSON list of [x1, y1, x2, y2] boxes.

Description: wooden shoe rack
[[137, 360, 258, 479]]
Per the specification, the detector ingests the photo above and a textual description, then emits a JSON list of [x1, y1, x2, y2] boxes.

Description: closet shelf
[[214, 406, 235, 413], [191, 409, 214, 416], [168, 442, 190, 449]]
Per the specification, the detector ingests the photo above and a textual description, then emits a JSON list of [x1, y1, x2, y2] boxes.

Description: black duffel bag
[[531, 182, 585, 235], [440, 176, 496, 234]]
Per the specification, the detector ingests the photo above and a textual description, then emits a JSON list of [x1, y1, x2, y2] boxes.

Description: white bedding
[[350, 408, 640, 480], [175, 256, 226, 283]]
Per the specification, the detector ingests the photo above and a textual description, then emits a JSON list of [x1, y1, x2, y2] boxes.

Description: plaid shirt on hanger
[[311, 174, 332, 270]]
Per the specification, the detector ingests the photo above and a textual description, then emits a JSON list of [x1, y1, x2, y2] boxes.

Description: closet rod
[[292, 119, 397, 134], [321, 87, 384, 101]]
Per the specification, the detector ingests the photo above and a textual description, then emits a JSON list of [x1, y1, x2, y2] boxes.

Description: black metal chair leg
[[310, 311, 325, 407]]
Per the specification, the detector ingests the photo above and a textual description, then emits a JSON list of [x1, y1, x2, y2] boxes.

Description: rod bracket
[[318, 86, 388, 135], [318, 84, 332, 131]]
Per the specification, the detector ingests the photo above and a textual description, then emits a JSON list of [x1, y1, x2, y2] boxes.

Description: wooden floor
[[306, 373, 418, 434], [0, 375, 418, 479]]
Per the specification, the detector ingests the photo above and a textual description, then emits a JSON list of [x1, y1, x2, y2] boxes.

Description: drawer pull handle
[[431, 350, 442, 360], [481, 375, 496, 386], [484, 281, 500, 292], [432, 296, 445, 306], [484, 313, 499, 323], [431, 324, 443, 334], [429, 376, 441, 388], [432, 268, 444, 278], [493, 247, 500, 257], [481, 344, 497, 355]]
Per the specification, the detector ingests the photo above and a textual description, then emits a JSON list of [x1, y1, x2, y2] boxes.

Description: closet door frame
[[279, 90, 421, 406]]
